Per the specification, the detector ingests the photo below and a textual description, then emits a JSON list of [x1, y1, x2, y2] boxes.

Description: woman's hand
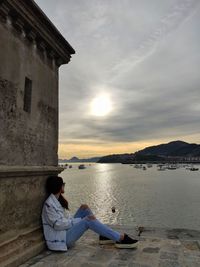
[[80, 204, 89, 210], [86, 215, 96, 221]]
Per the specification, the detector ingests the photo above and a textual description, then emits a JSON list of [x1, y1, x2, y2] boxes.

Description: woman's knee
[[80, 204, 89, 210]]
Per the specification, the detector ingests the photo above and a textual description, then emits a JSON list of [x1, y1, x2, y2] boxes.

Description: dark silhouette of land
[[98, 141, 200, 164], [59, 156, 100, 163]]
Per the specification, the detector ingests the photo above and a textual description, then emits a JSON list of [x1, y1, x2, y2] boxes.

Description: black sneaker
[[99, 235, 115, 245], [115, 234, 138, 248]]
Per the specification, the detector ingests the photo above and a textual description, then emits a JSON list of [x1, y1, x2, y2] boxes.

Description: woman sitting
[[41, 175, 138, 251]]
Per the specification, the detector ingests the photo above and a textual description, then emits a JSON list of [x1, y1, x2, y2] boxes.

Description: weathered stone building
[[0, 1, 75, 266]]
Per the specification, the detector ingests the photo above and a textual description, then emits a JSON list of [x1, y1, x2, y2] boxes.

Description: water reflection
[[62, 163, 200, 230], [92, 164, 119, 224]]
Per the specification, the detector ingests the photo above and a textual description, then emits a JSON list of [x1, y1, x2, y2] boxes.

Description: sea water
[[62, 163, 200, 230]]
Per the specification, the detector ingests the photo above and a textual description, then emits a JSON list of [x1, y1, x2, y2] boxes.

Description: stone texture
[[0, 52, 58, 166], [0, 1, 74, 266], [0, 1, 75, 167], [19, 226, 200, 267], [0, 167, 62, 235], [160, 251, 179, 261], [158, 260, 180, 267], [143, 247, 160, 253]]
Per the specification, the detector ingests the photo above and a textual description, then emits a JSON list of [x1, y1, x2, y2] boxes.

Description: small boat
[[143, 166, 146, 170], [147, 164, 152, 168], [158, 168, 166, 171], [69, 165, 72, 168], [190, 167, 199, 171], [167, 165, 177, 170], [134, 164, 143, 169], [78, 164, 86, 169], [134, 164, 140, 168], [157, 164, 164, 167]]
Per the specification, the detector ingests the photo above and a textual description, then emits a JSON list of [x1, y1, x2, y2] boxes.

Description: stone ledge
[[0, 226, 40, 247], [0, 227, 45, 267], [19, 225, 200, 267], [0, 166, 64, 177]]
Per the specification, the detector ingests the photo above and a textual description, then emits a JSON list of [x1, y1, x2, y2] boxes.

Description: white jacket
[[41, 194, 76, 251]]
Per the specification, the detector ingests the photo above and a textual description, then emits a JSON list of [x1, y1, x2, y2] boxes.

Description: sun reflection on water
[[62, 163, 200, 229], [92, 164, 119, 223]]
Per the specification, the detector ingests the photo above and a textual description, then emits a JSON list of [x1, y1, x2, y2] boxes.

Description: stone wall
[[0, 21, 58, 166], [0, 1, 75, 265], [0, 166, 63, 237]]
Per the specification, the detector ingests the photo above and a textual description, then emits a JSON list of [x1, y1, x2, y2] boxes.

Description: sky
[[35, 0, 200, 159]]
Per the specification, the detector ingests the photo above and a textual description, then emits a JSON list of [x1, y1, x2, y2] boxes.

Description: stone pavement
[[19, 225, 200, 267]]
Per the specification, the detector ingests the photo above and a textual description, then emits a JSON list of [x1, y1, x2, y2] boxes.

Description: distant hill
[[136, 141, 200, 157], [59, 156, 100, 163], [98, 141, 200, 163], [98, 153, 135, 164], [98, 153, 164, 163]]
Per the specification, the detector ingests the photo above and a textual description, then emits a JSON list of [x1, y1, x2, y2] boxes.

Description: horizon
[[36, 0, 200, 159], [59, 139, 199, 160]]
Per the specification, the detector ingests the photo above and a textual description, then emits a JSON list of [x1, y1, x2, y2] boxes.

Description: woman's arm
[[43, 203, 73, 230]]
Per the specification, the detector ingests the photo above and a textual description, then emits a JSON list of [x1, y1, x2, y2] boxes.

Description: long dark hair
[[46, 176, 69, 210], [58, 194, 69, 210]]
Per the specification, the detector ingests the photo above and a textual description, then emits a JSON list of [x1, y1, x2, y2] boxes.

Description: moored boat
[[78, 164, 86, 169], [190, 167, 199, 171]]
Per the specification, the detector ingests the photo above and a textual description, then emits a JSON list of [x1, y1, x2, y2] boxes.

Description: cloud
[[36, 0, 200, 157], [110, 0, 200, 80]]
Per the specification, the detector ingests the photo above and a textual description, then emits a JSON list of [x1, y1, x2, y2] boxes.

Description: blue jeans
[[65, 208, 121, 247]]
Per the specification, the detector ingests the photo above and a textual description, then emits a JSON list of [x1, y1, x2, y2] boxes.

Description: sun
[[90, 94, 112, 117]]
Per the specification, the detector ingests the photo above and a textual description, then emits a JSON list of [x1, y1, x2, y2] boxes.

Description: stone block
[[160, 251, 179, 261], [143, 247, 160, 253], [158, 260, 180, 267]]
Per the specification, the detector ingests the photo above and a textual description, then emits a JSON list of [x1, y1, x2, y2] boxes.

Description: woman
[[41, 176, 138, 251]]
